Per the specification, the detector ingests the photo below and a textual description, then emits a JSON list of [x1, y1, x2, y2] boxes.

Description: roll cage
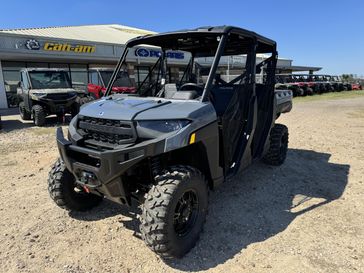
[[105, 26, 277, 102]]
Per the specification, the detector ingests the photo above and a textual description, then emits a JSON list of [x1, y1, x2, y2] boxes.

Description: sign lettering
[[44, 42, 96, 53]]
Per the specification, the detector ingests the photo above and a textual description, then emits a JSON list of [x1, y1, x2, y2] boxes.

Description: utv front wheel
[[48, 158, 103, 211], [263, 124, 289, 166], [32, 105, 46, 126], [19, 102, 31, 120], [140, 166, 209, 259]]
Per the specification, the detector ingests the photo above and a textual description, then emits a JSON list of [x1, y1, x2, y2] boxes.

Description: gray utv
[[17, 68, 92, 126], [48, 26, 292, 258]]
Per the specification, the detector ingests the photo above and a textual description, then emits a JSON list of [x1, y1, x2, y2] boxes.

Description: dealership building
[[0, 24, 321, 109]]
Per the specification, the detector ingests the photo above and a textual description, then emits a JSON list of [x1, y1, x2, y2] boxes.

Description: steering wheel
[[180, 83, 203, 92]]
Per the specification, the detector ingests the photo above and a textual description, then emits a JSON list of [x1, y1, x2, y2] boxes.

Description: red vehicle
[[88, 68, 136, 99], [351, 83, 362, 90]]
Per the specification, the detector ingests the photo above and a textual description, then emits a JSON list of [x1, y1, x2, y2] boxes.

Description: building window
[[49, 63, 70, 69], [70, 64, 88, 91], [2, 61, 26, 107], [26, 62, 48, 68], [89, 71, 100, 85]]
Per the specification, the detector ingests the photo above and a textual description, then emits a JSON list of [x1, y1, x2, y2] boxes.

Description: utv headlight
[[138, 120, 190, 133]]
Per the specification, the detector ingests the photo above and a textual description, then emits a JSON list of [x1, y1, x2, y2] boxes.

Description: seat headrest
[[171, 91, 197, 100]]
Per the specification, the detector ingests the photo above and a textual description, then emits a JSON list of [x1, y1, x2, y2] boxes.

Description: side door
[[19, 71, 32, 111], [220, 82, 256, 176], [220, 47, 257, 176]]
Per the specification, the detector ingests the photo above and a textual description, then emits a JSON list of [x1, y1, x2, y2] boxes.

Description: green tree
[[341, 74, 355, 83]]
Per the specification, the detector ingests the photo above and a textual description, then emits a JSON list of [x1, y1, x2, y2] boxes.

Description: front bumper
[[56, 127, 165, 204], [39, 96, 77, 113]]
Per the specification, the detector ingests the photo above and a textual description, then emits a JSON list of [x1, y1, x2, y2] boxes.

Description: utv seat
[[171, 91, 198, 100], [164, 84, 177, 99], [163, 83, 198, 100]]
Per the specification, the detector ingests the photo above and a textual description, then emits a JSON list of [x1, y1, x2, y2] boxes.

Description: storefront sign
[[22, 39, 95, 53], [44, 42, 96, 53], [135, 48, 184, 59]]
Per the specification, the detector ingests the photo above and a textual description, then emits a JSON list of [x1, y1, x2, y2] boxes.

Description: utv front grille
[[77, 116, 137, 149], [46, 93, 76, 100]]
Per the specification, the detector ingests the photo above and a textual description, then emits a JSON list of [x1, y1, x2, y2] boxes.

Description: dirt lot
[[0, 95, 364, 273]]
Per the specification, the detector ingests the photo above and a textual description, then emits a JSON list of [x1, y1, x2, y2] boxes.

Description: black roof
[[126, 26, 276, 56]]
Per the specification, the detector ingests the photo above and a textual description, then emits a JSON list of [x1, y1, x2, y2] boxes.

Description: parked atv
[[48, 26, 292, 258], [294, 75, 314, 95], [351, 83, 362, 90], [17, 68, 93, 126], [88, 68, 136, 99], [276, 75, 307, 96], [327, 75, 344, 91]]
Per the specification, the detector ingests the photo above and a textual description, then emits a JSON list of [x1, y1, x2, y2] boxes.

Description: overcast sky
[[0, 0, 363, 76]]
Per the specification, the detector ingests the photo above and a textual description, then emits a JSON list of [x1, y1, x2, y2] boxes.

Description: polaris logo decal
[[135, 48, 184, 59], [99, 111, 104, 116], [135, 48, 150, 57]]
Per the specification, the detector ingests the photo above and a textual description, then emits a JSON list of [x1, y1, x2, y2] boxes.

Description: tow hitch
[[78, 171, 101, 189]]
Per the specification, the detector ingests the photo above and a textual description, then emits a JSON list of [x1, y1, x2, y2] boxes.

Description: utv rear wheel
[[19, 102, 31, 120], [32, 105, 46, 126], [298, 88, 305, 96], [140, 166, 209, 259], [263, 124, 289, 166], [48, 158, 103, 211]]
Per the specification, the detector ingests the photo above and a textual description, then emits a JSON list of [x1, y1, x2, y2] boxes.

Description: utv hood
[[79, 97, 170, 120], [78, 96, 217, 122], [30, 88, 78, 94]]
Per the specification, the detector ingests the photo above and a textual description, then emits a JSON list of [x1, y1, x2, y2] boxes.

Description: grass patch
[[294, 90, 364, 103]]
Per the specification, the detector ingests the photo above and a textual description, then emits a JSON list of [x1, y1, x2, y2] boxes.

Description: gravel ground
[[0, 97, 363, 273]]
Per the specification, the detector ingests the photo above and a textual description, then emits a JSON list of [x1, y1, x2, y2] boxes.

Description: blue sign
[[135, 48, 150, 57], [135, 48, 184, 59]]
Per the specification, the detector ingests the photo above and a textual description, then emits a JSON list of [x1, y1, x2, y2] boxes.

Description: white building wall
[[0, 61, 8, 108]]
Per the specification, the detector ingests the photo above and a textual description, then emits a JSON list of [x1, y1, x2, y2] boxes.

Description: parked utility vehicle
[[329, 76, 345, 91], [276, 74, 307, 96], [351, 83, 362, 90], [88, 68, 136, 99], [18, 68, 92, 126], [48, 26, 292, 258]]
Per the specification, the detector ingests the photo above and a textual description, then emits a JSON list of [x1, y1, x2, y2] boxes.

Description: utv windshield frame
[[28, 70, 72, 89], [105, 26, 277, 101]]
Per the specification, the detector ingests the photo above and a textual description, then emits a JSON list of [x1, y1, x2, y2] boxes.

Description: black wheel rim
[[173, 190, 199, 237]]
